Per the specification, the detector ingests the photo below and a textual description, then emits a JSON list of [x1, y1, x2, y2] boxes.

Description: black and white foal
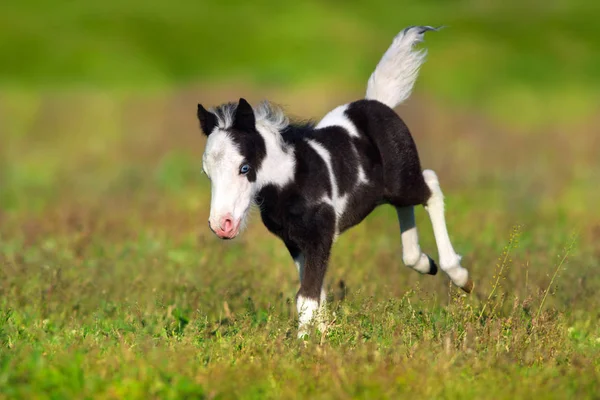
[[196, 26, 473, 337]]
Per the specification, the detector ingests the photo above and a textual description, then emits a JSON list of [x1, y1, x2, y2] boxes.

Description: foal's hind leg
[[396, 206, 437, 275], [422, 170, 473, 293]]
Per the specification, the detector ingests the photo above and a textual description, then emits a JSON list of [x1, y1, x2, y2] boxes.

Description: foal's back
[[306, 99, 431, 233]]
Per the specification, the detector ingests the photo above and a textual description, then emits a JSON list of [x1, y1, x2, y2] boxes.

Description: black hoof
[[427, 256, 438, 276]]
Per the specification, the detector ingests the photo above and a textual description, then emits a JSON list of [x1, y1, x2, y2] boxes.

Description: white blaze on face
[[203, 129, 255, 239]]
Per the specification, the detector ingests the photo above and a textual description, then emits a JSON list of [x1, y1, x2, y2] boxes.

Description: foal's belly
[[336, 185, 383, 234]]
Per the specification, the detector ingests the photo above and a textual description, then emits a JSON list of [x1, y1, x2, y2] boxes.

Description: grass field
[[1, 89, 599, 398], [1, 1, 600, 398]]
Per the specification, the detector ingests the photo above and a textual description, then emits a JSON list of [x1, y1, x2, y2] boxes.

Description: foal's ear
[[197, 104, 217, 136], [233, 98, 256, 132]]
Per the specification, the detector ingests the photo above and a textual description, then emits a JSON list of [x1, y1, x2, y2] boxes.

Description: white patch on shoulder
[[256, 128, 296, 188], [316, 104, 360, 138], [307, 140, 348, 231]]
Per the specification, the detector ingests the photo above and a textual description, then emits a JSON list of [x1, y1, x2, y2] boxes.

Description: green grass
[[1, 0, 600, 126], [1, 1, 599, 396], [1, 91, 599, 398]]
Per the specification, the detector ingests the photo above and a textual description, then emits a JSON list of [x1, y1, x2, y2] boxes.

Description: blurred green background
[[1, 1, 599, 398], [2, 0, 599, 124]]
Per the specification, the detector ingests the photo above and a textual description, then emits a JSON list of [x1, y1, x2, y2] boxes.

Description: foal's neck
[[255, 127, 296, 190]]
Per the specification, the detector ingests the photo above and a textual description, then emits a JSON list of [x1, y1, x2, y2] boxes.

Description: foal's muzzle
[[208, 213, 240, 239]]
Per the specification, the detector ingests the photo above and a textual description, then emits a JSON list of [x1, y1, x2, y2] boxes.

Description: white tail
[[366, 26, 441, 109]]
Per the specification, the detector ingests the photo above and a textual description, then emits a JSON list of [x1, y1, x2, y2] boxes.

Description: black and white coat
[[197, 26, 472, 337]]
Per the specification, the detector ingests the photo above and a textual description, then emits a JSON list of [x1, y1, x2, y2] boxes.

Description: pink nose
[[220, 214, 234, 234], [209, 214, 239, 239]]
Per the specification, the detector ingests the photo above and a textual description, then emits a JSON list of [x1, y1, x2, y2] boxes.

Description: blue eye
[[240, 164, 250, 175]]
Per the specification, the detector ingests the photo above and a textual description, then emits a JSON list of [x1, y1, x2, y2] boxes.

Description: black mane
[[280, 120, 317, 144]]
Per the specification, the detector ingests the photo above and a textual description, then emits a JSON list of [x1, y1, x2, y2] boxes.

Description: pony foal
[[196, 26, 473, 337]]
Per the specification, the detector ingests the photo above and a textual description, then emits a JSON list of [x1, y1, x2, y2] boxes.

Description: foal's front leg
[[295, 240, 331, 338], [291, 206, 335, 338]]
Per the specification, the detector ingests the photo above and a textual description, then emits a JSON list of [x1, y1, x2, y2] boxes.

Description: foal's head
[[197, 98, 267, 239]]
